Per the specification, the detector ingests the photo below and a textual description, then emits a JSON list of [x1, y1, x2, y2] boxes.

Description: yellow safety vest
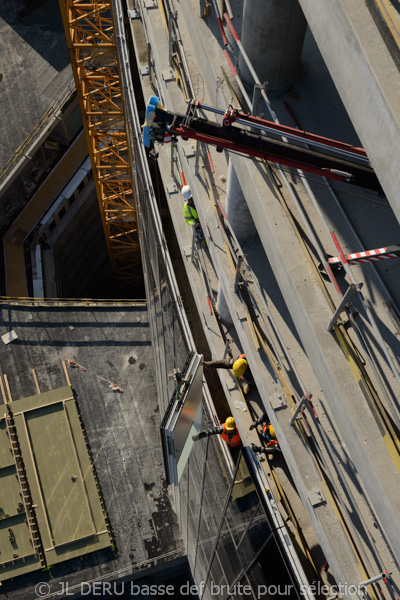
[[183, 202, 199, 227]]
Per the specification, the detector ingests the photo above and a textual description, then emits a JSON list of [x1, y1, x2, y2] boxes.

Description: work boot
[[251, 443, 263, 453], [241, 381, 250, 395], [251, 443, 279, 455]]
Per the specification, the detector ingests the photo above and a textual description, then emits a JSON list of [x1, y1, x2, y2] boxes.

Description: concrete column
[[216, 159, 255, 325], [225, 160, 256, 241], [217, 284, 233, 324], [239, 0, 307, 92]]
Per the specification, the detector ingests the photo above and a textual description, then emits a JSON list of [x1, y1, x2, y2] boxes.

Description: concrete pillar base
[[239, 0, 307, 91], [226, 160, 256, 241], [216, 284, 233, 324]]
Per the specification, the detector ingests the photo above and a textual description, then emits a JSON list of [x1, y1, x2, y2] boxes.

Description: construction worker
[[203, 353, 254, 394], [182, 185, 207, 246], [250, 412, 281, 453], [182, 185, 202, 229], [192, 416, 241, 447]]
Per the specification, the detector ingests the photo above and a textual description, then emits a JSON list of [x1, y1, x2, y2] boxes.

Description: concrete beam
[[298, 0, 400, 224], [231, 150, 400, 563]]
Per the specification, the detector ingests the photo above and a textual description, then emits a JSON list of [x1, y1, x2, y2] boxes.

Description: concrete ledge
[[298, 0, 400, 223]]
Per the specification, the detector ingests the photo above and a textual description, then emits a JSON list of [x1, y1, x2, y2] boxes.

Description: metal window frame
[[160, 352, 203, 485]]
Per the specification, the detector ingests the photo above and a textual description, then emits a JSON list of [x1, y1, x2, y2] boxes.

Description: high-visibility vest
[[183, 202, 199, 227], [262, 423, 279, 447], [221, 424, 241, 447]]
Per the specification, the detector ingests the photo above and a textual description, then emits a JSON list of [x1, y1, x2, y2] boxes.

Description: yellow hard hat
[[225, 416, 236, 430], [268, 424, 276, 438], [232, 358, 248, 378]]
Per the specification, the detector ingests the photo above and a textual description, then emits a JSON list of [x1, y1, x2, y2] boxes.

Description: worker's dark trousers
[[204, 358, 233, 369], [204, 359, 254, 383]]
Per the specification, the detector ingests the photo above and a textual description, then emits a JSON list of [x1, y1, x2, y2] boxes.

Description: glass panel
[[214, 518, 243, 583], [208, 552, 229, 599], [224, 454, 271, 568], [194, 545, 208, 586], [134, 160, 191, 418], [228, 573, 257, 600], [246, 539, 301, 599]]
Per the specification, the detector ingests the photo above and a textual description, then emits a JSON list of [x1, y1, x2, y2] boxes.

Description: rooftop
[[0, 0, 72, 168], [0, 385, 111, 582], [0, 301, 184, 599]]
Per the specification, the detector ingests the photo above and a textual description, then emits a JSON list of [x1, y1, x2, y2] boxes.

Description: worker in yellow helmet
[[192, 416, 241, 447], [203, 353, 254, 394]]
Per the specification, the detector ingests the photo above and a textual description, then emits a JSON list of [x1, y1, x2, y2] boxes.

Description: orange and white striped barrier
[[328, 244, 400, 266]]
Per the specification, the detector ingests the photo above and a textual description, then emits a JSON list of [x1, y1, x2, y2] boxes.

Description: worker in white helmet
[[182, 185, 205, 242]]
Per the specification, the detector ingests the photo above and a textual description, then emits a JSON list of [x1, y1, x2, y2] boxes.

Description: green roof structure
[[0, 386, 111, 582]]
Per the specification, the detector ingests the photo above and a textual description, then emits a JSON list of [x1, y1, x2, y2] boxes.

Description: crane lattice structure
[[59, 0, 141, 286]]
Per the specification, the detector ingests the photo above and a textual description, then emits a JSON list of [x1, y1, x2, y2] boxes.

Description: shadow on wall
[[0, 0, 70, 72]]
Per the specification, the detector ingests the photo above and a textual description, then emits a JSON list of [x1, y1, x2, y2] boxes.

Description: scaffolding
[[59, 0, 141, 286]]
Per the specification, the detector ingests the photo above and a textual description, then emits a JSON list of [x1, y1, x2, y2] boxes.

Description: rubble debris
[[1, 330, 18, 345], [68, 359, 87, 371]]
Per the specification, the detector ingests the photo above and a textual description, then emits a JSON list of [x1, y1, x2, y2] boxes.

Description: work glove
[[251, 443, 262, 452], [249, 422, 257, 431], [192, 434, 199, 441]]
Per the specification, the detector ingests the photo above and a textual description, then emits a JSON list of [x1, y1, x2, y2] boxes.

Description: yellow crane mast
[[59, 0, 141, 287]]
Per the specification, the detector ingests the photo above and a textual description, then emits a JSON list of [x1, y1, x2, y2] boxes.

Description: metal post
[[223, 338, 230, 359], [251, 83, 263, 117], [195, 140, 201, 175], [234, 256, 242, 291], [359, 571, 390, 588], [224, 0, 234, 20], [191, 228, 197, 264], [168, 16, 174, 66], [289, 393, 313, 426], [147, 43, 152, 86], [170, 140, 175, 178], [327, 283, 360, 332]]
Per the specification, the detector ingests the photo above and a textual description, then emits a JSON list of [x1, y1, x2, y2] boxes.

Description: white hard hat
[[181, 185, 192, 201]]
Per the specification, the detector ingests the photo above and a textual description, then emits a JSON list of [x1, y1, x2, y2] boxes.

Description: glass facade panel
[[213, 519, 243, 583], [127, 107, 192, 418], [125, 75, 308, 600], [246, 539, 302, 599], [193, 545, 208, 586], [228, 573, 253, 600]]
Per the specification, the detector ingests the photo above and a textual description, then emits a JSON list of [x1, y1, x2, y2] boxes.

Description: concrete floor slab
[[0, 0, 72, 168]]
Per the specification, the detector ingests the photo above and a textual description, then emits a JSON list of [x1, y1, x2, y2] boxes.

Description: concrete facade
[[239, 0, 307, 90], [297, 0, 400, 224], [225, 159, 256, 241]]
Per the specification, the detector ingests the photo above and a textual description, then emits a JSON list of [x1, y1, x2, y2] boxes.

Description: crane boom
[[59, 0, 141, 287], [143, 97, 381, 193]]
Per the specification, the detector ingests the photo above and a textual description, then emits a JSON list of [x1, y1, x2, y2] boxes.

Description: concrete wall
[[297, 0, 400, 224]]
